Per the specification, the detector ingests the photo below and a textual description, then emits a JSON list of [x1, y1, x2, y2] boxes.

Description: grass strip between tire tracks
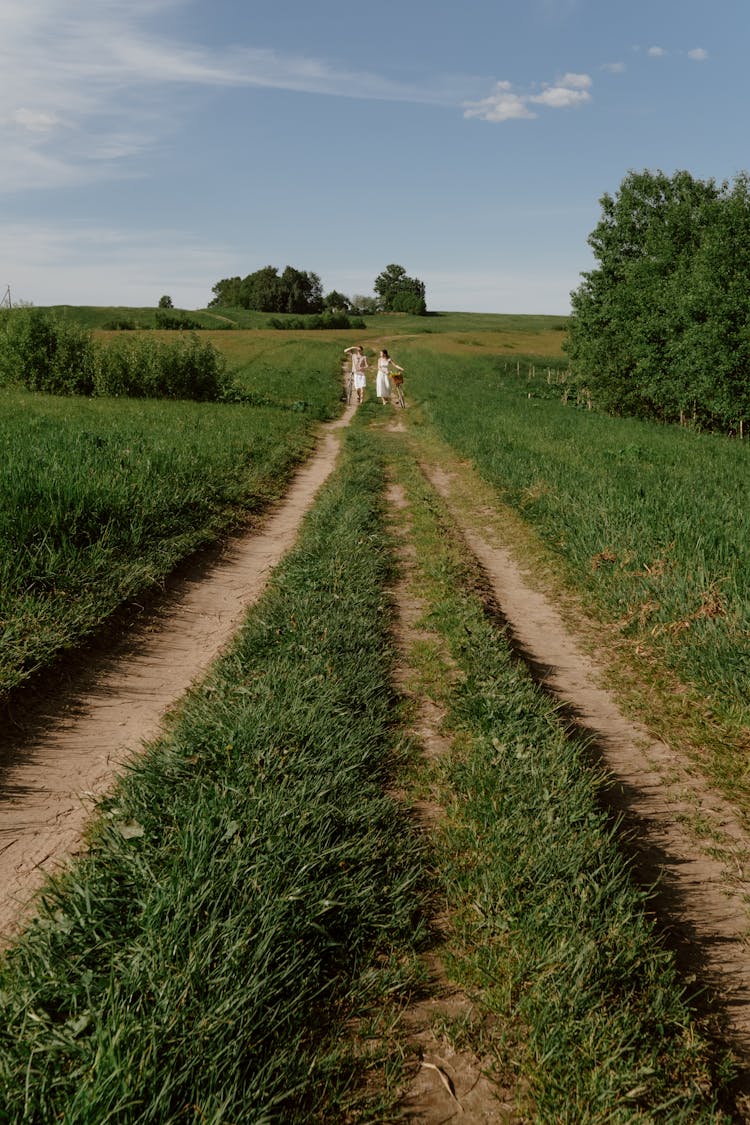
[[0, 429, 427, 1123], [381, 430, 736, 1122]]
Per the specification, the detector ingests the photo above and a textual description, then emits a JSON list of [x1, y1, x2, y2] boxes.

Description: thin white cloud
[[688, 48, 708, 61], [0, 0, 455, 193], [647, 46, 667, 57], [464, 73, 592, 123], [601, 62, 626, 74]]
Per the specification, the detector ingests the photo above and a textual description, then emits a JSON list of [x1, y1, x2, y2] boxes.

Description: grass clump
[[0, 431, 426, 1122]]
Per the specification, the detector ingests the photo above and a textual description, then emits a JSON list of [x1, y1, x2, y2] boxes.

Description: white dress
[[376, 358, 392, 399], [353, 354, 367, 389]]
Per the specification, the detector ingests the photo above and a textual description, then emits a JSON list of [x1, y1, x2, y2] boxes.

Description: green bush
[[154, 310, 204, 330], [95, 334, 229, 401], [0, 309, 97, 394], [390, 291, 427, 315], [267, 311, 366, 330], [0, 310, 229, 402]]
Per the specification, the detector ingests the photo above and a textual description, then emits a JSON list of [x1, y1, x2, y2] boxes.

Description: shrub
[[0, 309, 97, 394], [266, 312, 366, 330], [95, 334, 228, 401], [154, 310, 204, 330], [390, 290, 427, 315]]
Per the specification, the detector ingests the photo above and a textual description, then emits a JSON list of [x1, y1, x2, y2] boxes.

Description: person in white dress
[[376, 349, 404, 405], [344, 345, 368, 404]]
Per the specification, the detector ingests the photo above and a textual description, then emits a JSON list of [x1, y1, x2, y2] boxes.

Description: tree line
[[209, 263, 427, 316], [567, 169, 750, 432]]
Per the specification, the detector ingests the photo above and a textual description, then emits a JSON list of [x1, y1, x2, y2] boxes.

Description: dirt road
[[0, 405, 355, 942]]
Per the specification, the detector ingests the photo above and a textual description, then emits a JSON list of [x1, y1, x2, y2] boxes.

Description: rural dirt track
[[419, 455, 750, 1085], [4, 395, 750, 1110], [0, 403, 355, 943]]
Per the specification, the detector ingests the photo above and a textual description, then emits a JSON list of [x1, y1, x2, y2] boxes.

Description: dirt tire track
[[0, 405, 355, 944], [420, 458, 750, 1078]]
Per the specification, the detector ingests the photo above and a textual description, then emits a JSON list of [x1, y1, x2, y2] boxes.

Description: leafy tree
[[323, 290, 351, 312], [670, 173, 750, 428], [279, 267, 323, 314], [209, 277, 243, 308], [568, 170, 720, 421], [240, 266, 283, 312], [209, 266, 324, 314], [373, 264, 427, 313], [158, 295, 173, 309]]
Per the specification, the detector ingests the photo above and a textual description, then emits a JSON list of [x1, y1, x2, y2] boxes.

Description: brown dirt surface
[[419, 454, 750, 1089], [0, 405, 355, 944]]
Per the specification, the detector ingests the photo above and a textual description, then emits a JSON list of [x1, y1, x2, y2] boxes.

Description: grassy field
[[0, 433, 428, 1123], [380, 426, 733, 1120], [387, 345, 750, 798], [0, 333, 342, 698], [2, 307, 748, 1118], [0, 421, 735, 1121]]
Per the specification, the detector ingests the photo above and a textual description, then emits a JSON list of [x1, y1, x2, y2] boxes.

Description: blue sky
[[1, 0, 747, 313]]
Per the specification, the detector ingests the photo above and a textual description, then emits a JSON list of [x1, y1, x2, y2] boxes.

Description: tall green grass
[[0, 432, 426, 1123], [0, 390, 322, 695], [406, 350, 750, 737], [225, 337, 349, 418], [386, 438, 734, 1121]]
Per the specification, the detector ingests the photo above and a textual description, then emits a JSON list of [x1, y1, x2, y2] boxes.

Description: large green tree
[[373, 264, 427, 314], [567, 169, 722, 422]]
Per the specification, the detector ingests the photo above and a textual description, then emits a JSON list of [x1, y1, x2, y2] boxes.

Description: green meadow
[[0, 335, 341, 697], [0, 308, 746, 1120], [388, 343, 750, 795]]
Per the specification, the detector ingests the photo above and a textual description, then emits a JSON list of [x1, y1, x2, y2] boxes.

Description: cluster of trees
[[210, 267, 324, 315], [210, 263, 427, 316], [567, 169, 750, 431]]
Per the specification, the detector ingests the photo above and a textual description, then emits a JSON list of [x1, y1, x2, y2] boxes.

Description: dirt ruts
[[0, 405, 355, 943], [420, 456, 750, 1077], [3, 399, 750, 1107]]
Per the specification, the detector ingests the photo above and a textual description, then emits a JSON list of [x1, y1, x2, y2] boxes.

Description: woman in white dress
[[376, 349, 403, 405], [344, 345, 368, 404]]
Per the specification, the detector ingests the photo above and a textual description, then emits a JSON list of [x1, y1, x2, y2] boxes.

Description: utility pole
[[1, 286, 10, 310]]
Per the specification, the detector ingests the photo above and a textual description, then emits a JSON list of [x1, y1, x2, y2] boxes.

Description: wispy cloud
[[0, 0, 453, 193], [463, 72, 592, 123], [688, 48, 709, 62], [601, 62, 626, 74], [647, 46, 668, 57]]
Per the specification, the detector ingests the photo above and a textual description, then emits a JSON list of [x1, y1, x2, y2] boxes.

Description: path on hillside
[[0, 403, 356, 943], [413, 448, 750, 1080]]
